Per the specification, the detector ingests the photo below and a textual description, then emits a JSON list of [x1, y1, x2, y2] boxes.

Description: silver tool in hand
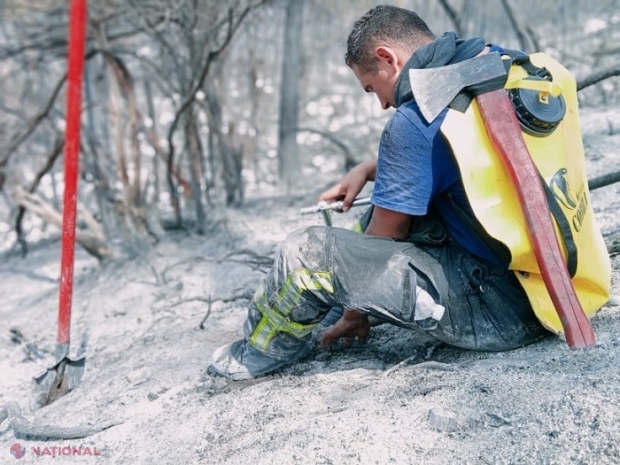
[[300, 197, 372, 226]]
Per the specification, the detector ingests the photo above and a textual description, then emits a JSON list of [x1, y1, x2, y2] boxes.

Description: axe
[[409, 53, 596, 349], [408, 53, 508, 123]]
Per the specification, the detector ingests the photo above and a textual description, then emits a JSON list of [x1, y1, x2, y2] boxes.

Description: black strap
[[501, 49, 552, 80], [443, 180, 578, 277], [501, 50, 577, 276], [448, 48, 552, 113], [539, 171, 579, 277], [446, 50, 577, 275]]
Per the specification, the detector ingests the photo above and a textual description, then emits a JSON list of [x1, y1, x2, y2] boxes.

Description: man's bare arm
[[365, 205, 412, 240]]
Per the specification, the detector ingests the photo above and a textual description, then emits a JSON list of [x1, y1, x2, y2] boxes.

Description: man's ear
[[374, 46, 402, 74], [375, 46, 398, 66]]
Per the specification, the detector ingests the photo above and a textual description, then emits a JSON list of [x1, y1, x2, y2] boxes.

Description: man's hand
[[318, 160, 376, 212], [320, 309, 370, 349]]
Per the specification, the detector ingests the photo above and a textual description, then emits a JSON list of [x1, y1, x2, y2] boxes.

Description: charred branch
[[437, 0, 465, 37], [162, 249, 273, 284], [588, 171, 620, 191], [296, 127, 355, 171], [1, 76, 66, 168], [15, 135, 64, 257], [500, 0, 533, 53], [1, 49, 100, 169], [165, 2, 264, 225], [14, 186, 110, 261], [577, 66, 620, 91]]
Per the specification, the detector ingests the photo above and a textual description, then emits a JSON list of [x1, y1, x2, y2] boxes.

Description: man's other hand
[[318, 160, 376, 212], [320, 309, 370, 349]]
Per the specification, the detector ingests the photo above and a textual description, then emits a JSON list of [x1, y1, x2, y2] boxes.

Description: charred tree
[[277, 0, 304, 189]]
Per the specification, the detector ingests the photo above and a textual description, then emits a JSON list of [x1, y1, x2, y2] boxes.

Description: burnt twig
[[588, 171, 620, 191], [577, 66, 620, 91], [0, 402, 121, 441], [199, 297, 212, 329], [162, 250, 273, 283]]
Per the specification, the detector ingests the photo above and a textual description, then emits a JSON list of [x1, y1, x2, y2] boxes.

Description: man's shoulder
[[395, 99, 424, 120], [391, 100, 437, 127], [390, 100, 448, 138]]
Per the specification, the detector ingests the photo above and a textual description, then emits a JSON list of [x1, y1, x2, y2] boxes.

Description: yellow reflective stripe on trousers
[[352, 220, 364, 234], [249, 269, 333, 350]]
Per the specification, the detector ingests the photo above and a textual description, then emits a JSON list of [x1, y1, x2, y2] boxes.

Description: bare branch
[[14, 186, 110, 261], [297, 127, 355, 169], [164, 2, 266, 224], [500, 0, 532, 53], [525, 25, 541, 52], [161, 249, 273, 283], [170, 292, 251, 310], [1, 76, 66, 167], [577, 66, 620, 91], [1, 49, 100, 169], [15, 134, 64, 256], [437, 0, 465, 37], [588, 170, 620, 191]]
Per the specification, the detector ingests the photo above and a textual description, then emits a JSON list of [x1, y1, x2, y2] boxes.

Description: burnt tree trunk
[[184, 107, 207, 233], [277, 0, 304, 189]]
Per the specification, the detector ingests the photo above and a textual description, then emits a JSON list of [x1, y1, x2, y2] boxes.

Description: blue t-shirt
[[371, 45, 505, 266]]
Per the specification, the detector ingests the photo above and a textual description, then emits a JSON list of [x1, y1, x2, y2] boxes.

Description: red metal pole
[[58, 0, 88, 345]]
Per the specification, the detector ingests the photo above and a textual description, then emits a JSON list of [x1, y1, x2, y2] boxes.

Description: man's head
[[346, 5, 435, 109]]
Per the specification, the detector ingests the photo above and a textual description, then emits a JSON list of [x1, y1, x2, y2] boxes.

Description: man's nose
[[379, 97, 390, 110]]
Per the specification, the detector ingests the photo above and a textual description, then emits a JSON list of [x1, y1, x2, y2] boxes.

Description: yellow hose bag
[[440, 52, 611, 334]]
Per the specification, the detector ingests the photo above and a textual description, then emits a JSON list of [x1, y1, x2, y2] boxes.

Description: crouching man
[[208, 5, 609, 380]]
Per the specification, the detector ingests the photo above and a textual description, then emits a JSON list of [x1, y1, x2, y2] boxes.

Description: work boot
[[207, 339, 311, 381]]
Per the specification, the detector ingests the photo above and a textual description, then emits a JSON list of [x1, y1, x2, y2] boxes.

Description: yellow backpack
[[440, 53, 611, 334]]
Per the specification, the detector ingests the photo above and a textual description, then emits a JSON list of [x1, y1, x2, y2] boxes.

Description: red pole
[[58, 0, 88, 345]]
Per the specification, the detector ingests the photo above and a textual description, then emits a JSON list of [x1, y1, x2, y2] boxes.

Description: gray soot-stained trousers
[[210, 224, 547, 379]]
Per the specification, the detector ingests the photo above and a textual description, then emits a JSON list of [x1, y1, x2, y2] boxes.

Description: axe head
[[409, 53, 508, 123]]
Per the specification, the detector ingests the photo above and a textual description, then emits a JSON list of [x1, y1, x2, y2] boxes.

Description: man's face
[[351, 64, 397, 110], [350, 46, 405, 110]]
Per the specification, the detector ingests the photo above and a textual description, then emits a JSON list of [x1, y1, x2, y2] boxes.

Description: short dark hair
[[345, 5, 435, 73]]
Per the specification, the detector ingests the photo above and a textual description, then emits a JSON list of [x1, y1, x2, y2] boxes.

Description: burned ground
[[1, 107, 620, 464]]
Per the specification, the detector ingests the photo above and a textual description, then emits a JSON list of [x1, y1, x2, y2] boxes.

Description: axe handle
[[476, 89, 595, 349]]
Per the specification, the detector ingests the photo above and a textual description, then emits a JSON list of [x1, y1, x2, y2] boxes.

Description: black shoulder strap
[[539, 171, 578, 277], [442, 182, 578, 277], [448, 48, 552, 114], [501, 50, 578, 276], [500, 48, 552, 79]]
